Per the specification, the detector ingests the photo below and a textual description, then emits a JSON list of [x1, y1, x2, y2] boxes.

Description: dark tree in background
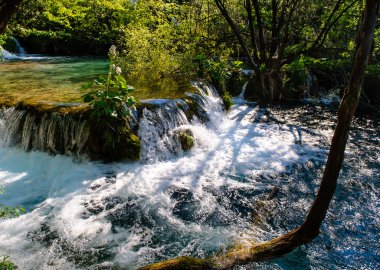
[[0, 0, 23, 35], [213, 0, 361, 102]]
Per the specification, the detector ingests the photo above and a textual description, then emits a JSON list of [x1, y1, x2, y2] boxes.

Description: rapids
[[0, 85, 379, 269]]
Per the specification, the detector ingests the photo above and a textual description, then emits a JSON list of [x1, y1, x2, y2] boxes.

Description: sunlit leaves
[[82, 46, 136, 119]]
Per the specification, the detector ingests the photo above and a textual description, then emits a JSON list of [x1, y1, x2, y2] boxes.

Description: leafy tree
[[0, 0, 23, 35], [212, 0, 363, 102], [8, 0, 133, 54], [122, 0, 232, 82]]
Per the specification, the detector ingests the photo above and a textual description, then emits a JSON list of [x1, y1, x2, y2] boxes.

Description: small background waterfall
[[0, 79, 379, 270]]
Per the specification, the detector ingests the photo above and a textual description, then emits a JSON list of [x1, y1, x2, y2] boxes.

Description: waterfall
[[237, 81, 248, 101], [138, 81, 224, 163], [138, 100, 190, 163], [0, 81, 223, 161], [0, 38, 26, 59], [0, 46, 19, 59], [1, 108, 90, 157], [13, 37, 27, 55]]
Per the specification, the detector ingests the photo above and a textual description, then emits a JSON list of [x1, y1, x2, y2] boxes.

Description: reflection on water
[[0, 57, 108, 105], [0, 57, 194, 107]]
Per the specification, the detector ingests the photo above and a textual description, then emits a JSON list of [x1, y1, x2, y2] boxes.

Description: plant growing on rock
[[82, 45, 141, 162], [82, 45, 136, 119], [0, 256, 16, 270]]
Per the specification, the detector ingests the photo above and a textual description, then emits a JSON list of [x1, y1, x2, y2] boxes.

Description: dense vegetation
[[1, 0, 378, 102]]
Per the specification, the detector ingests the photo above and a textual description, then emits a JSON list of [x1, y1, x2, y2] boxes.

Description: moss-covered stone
[[176, 129, 194, 151], [183, 96, 209, 122], [87, 117, 141, 162], [7, 102, 141, 162], [221, 92, 233, 111]]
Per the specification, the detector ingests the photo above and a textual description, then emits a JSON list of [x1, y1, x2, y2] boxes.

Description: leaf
[[115, 75, 126, 84], [83, 94, 95, 103]]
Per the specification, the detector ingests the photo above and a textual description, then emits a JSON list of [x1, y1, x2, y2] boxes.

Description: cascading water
[[138, 99, 191, 163], [138, 82, 224, 163], [13, 37, 27, 55], [0, 82, 378, 270], [0, 47, 19, 59], [1, 108, 90, 157]]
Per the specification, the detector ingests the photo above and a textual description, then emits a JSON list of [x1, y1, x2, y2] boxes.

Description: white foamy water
[[0, 93, 334, 269], [1, 46, 54, 60]]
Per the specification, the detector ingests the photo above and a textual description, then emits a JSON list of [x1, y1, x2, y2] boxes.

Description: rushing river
[[0, 55, 379, 269]]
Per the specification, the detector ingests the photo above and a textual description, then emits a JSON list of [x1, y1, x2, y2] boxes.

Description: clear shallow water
[[0, 95, 379, 270], [0, 55, 108, 106], [0, 52, 194, 107]]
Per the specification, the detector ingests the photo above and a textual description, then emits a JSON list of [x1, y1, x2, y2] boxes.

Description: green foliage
[[193, 55, 243, 99], [221, 91, 233, 111], [366, 64, 380, 76], [0, 187, 23, 270], [10, 0, 133, 54], [282, 55, 308, 91], [82, 45, 136, 119], [0, 187, 25, 219], [122, 0, 232, 83], [0, 256, 16, 270], [193, 54, 230, 84], [302, 57, 351, 73]]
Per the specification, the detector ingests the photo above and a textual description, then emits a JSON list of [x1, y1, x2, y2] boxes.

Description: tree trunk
[[138, 0, 379, 269], [0, 0, 23, 35]]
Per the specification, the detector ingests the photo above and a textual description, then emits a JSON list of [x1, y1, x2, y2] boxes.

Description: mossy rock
[[221, 92, 233, 111], [176, 129, 194, 151], [183, 96, 209, 122], [86, 118, 141, 162]]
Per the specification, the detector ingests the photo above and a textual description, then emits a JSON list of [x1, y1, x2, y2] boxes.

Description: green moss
[[87, 118, 141, 162], [177, 130, 194, 151], [183, 97, 208, 122], [221, 92, 233, 111]]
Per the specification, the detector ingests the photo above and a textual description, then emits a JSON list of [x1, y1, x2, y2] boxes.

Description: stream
[[0, 55, 379, 270]]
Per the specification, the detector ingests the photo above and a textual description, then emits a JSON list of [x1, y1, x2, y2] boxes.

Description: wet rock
[[266, 186, 280, 200], [170, 188, 200, 222], [175, 129, 194, 151]]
